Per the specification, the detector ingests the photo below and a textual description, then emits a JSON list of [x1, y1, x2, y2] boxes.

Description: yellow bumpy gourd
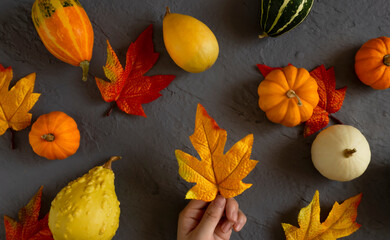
[[49, 157, 121, 240], [163, 7, 219, 73]]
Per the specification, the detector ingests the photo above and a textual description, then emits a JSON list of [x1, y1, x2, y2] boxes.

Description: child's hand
[[177, 195, 247, 240]]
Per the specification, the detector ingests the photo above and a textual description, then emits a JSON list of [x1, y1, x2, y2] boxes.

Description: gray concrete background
[[0, 0, 390, 239]]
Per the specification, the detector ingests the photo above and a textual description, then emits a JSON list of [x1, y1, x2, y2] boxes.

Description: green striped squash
[[259, 0, 314, 38]]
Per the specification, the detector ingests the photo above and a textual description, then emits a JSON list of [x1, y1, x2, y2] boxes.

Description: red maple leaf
[[257, 64, 283, 76], [96, 24, 175, 117], [257, 64, 347, 137], [4, 186, 53, 240], [304, 65, 347, 137]]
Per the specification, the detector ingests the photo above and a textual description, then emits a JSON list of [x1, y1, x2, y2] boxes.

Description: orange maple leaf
[[4, 186, 53, 240], [175, 104, 258, 202], [0, 64, 40, 148], [282, 190, 362, 240], [95, 24, 175, 117]]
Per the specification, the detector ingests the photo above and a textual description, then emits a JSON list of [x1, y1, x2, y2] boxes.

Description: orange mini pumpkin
[[355, 36, 390, 90], [29, 111, 80, 160], [258, 65, 319, 127]]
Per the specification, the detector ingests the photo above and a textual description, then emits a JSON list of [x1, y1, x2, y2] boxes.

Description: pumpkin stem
[[344, 148, 357, 158], [384, 55, 390, 66], [41, 134, 55, 142], [80, 60, 90, 82], [286, 89, 303, 106], [258, 32, 268, 39], [103, 156, 122, 170], [165, 6, 171, 17]]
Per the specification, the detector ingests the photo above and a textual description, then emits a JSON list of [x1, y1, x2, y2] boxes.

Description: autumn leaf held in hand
[[175, 104, 258, 202], [282, 190, 362, 240], [304, 65, 347, 137], [0, 64, 40, 148], [96, 24, 175, 117], [4, 186, 53, 240]]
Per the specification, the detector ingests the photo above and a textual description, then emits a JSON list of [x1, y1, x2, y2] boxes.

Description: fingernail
[[214, 195, 225, 208], [222, 221, 233, 233], [234, 222, 242, 232]]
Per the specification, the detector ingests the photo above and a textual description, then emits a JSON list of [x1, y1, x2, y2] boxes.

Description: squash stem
[[286, 89, 303, 106], [103, 156, 122, 170], [80, 60, 90, 82], [258, 32, 268, 39], [384, 55, 390, 66], [165, 6, 171, 17], [344, 148, 357, 158], [41, 133, 55, 142]]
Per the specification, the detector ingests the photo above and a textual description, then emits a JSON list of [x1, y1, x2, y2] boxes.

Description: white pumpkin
[[311, 125, 371, 182]]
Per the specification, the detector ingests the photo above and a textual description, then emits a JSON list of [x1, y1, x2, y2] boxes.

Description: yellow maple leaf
[[175, 104, 258, 202], [282, 190, 362, 240], [0, 64, 40, 135]]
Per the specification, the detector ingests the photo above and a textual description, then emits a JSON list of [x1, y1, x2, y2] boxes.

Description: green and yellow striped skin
[[32, 0, 94, 81], [260, 0, 314, 38]]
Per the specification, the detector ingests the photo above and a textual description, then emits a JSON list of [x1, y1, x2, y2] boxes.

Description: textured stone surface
[[0, 0, 390, 239]]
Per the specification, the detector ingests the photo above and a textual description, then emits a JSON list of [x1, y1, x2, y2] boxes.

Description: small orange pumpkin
[[29, 111, 80, 160], [258, 65, 319, 127], [355, 36, 390, 90], [32, 0, 94, 81]]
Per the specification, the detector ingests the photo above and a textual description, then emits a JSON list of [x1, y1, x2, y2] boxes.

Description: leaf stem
[[10, 129, 15, 150], [329, 115, 343, 125], [105, 102, 116, 117]]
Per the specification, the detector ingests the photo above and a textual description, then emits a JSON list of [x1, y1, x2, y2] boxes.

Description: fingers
[[195, 195, 226, 237], [225, 198, 247, 232], [180, 199, 208, 216], [233, 209, 247, 232], [214, 218, 233, 239], [226, 198, 239, 222], [178, 196, 247, 240], [178, 200, 208, 238], [220, 218, 234, 233]]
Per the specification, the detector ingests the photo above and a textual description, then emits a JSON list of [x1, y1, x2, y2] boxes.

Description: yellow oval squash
[[163, 7, 219, 73]]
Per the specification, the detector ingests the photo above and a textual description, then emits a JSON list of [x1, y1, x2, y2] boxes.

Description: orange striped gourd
[[32, 0, 94, 81]]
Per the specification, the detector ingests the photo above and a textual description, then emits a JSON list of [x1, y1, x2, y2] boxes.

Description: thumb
[[195, 195, 226, 237]]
